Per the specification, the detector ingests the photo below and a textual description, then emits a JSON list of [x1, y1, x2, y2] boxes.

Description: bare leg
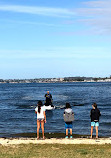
[[91, 126, 93, 138], [66, 129, 68, 136], [37, 120, 40, 139], [95, 126, 98, 138], [70, 129, 72, 135], [41, 120, 45, 139]]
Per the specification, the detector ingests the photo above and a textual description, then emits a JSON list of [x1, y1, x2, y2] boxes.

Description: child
[[35, 100, 46, 139], [63, 103, 74, 138], [90, 103, 101, 139]]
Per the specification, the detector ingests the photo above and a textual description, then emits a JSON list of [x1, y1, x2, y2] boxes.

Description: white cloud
[[83, 0, 111, 8], [0, 19, 62, 27], [0, 5, 75, 18], [1, 1, 111, 34], [76, 0, 111, 34]]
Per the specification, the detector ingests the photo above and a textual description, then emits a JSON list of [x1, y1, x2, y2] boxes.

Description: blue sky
[[0, 0, 111, 79]]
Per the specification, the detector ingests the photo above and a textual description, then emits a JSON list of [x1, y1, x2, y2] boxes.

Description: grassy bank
[[0, 144, 111, 158]]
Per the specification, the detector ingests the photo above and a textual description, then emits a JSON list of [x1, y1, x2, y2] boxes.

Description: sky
[[0, 0, 111, 79]]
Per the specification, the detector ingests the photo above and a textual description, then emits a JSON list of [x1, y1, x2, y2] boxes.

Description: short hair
[[93, 103, 97, 108], [65, 102, 71, 109]]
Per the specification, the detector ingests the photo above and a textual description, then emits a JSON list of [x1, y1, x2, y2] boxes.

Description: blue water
[[0, 82, 111, 137]]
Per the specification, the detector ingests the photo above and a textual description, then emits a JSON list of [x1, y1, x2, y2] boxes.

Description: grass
[[0, 144, 111, 158]]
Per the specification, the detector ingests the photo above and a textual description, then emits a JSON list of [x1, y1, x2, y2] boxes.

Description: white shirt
[[35, 106, 46, 119], [65, 108, 72, 113]]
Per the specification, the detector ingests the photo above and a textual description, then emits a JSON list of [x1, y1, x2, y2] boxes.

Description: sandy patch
[[0, 138, 111, 146]]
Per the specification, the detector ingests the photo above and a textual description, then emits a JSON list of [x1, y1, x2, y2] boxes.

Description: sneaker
[[70, 136, 73, 139], [65, 136, 68, 139]]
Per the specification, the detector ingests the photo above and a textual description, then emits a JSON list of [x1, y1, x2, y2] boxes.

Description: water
[[0, 82, 111, 137]]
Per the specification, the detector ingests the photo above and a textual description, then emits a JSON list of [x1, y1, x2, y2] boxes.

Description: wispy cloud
[[76, 0, 111, 34], [83, 0, 111, 8], [60, 0, 111, 35], [0, 19, 62, 27], [1, 1, 111, 35], [0, 5, 75, 18], [0, 47, 111, 59]]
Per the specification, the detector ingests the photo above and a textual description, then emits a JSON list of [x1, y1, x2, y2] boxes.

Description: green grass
[[0, 144, 111, 158]]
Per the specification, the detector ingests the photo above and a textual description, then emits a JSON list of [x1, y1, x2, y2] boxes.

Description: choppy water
[[0, 82, 111, 137]]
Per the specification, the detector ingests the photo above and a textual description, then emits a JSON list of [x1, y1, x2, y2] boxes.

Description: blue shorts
[[65, 123, 72, 129], [91, 122, 99, 127]]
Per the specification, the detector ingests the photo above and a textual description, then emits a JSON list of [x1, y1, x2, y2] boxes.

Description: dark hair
[[93, 103, 97, 108], [65, 103, 71, 109], [38, 100, 43, 113]]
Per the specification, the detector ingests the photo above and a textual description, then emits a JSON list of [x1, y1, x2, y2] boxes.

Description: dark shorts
[[65, 122, 72, 129], [37, 118, 44, 122]]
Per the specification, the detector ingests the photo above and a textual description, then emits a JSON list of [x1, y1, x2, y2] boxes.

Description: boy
[[64, 103, 74, 138]]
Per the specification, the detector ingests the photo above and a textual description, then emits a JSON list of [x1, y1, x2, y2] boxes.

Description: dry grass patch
[[0, 144, 111, 158]]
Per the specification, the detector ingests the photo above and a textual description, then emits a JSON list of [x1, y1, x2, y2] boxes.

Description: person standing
[[63, 103, 74, 139], [90, 103, 101, 139], [35, 100, 46, 139], [44, 91, 52, 106]]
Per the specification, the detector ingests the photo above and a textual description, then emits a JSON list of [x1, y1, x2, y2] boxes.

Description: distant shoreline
[[0, 81, 111, 84], [0, 76, 111, 83]]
